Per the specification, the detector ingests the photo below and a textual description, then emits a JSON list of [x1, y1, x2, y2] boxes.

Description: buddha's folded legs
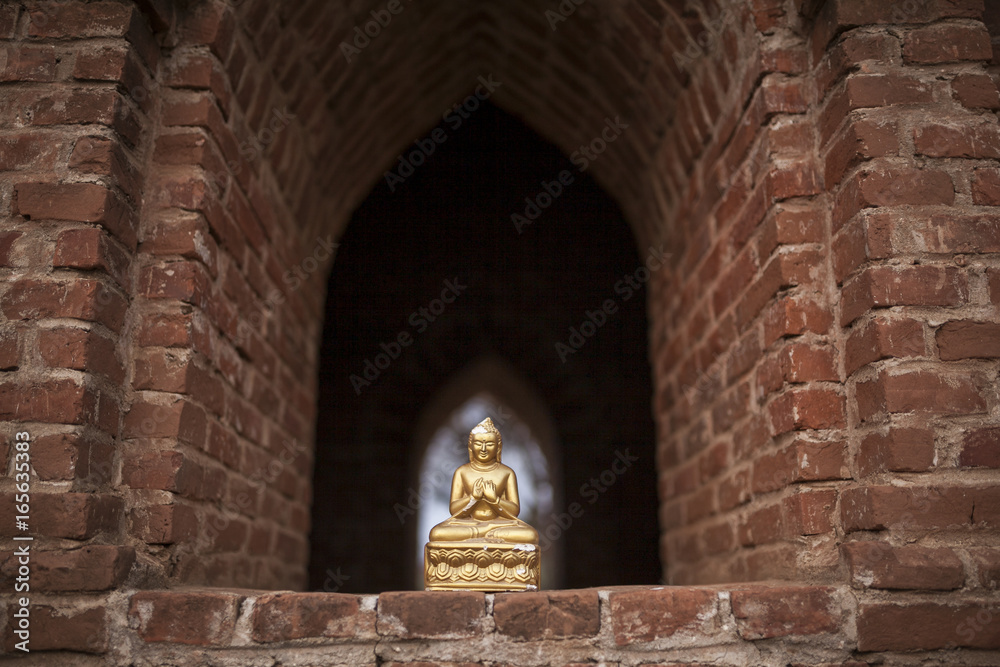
[[429, 517, 537, 544]]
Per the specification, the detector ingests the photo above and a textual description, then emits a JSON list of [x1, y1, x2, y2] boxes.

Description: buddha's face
[[469, 432, 499, 464]]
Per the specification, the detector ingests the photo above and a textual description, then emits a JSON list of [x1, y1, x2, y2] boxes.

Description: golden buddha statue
[[424, 418, 540, 591]]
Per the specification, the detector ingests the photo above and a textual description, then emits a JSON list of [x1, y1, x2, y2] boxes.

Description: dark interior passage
[[309, 101, 659, 592]]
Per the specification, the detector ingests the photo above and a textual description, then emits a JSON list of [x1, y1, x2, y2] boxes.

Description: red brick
[[32, 431, 114, 483], [970, 548, 1000, 588], [914, 121, 1000, 159], [1, 277, 127, 332], [608, 588, 718, 644], [845, 316, 925, 375], [937, 320, 1000, 360], [859, 369, 986, 420], [840, 485, 992, 532], [123, 398, 207, 446], [824, 117, 899, 186], [952, 72, 1000, 109], [251, 592, 375, 642], [123, 450, 204, 498], [0, 378, 98, 425], [3, 604, 107, 653], [14, 182, 136, 248], [132, 502, 199, 544], [377, 591, 485, 639], [0, 231, 21, 266], [0, 133, 62, 173], [1, 492, 124, 539], [739, 502, 783, 546], [858, 601, 1000, 650], [69, 135, 142, 204], [821, 75, 933, 146], [764, 295, 832, 344], [139, 260, 212, 307], [494, 590, 600, 640], [973, 167, 1000, 205], [0, 44, 56, 81], [38, 326, 124, 383], [769, 387, 846, 434], [53, 227, 132, 290], [730, 585, 839, 638], [130, 590, 242, 645], [843, 542, 964, 589], [960, 427, 1000, 468], [753, 440, 845, 493], [857, 427, 935, 476], [784, 489, 837, 535], [832, 166, 954, 233], [1, 545, 134, 591], [903, 22, 992, 64], [0, 329, 19, 369], [840, 265, 967, 326]]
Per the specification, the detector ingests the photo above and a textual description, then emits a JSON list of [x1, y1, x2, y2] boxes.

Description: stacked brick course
[[0, 0, 998, 663]]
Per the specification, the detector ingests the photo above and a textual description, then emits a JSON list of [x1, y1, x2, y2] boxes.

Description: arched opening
[[308, 100, 660, 592]]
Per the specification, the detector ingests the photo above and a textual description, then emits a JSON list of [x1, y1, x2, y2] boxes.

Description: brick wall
[[1, 0, 999, 663]]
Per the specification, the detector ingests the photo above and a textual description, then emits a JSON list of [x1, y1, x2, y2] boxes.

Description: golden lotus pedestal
[[424, 541, 540, 591]]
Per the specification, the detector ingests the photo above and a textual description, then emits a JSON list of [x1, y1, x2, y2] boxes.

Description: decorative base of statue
[[422, 418, 541, 592], [424, 541, 539, 591]]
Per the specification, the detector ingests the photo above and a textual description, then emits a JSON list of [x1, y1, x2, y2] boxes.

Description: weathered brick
[[608, 588, 718, 644], [902, 22, 992, 64], [856, 369, 986, 421], [0, 378, 98, 425], [494, 590, 600, 640], [858, 601, 1000, 650], [914, 121, 1000, 159], [1, 545, 134, 591], [32, 431, 114, 483], [840, 265, 967, 326], [857, 427, 935, 476], [53, 227, 132, 290], [841, 485, 996, 532], [251, 592, 375, 642], [0, 44, 56, 81], [960, 427, 1000, 468], [845, 316, 925, 375], [0, 492, 123, 539], [843, 542, 964, 590], [1, 277, 128, 332], [132, 502, 199, 544], [937, 320, 1000, 360], [130, 590, 242, 645], [730, 585, 839, 638], [377, 591, 485, 639], [3, 604, 107, 653], [38, 326, 124, 383], [14, 182, 136, 248], [952, 72, 1000, 109]]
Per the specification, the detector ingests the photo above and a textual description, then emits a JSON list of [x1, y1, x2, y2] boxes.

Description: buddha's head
[[468, 417, 502, 465]]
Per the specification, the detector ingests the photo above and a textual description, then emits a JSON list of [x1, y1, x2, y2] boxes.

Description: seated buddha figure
[[428, 417, 538, 545]]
